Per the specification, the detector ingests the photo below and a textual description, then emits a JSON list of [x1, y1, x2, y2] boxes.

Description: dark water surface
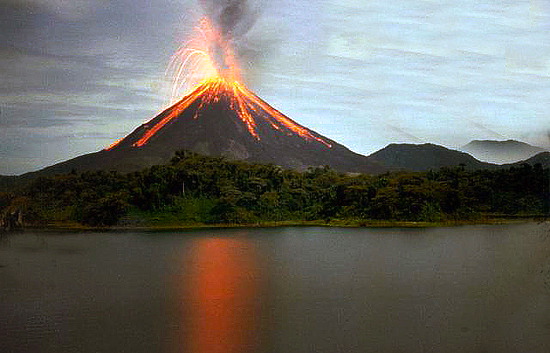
[[1, 223, 549, 353]]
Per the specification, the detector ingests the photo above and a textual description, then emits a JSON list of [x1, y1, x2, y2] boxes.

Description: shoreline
[[17, 217, 547, 233]]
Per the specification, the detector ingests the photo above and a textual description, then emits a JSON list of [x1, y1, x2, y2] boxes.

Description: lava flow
[[106, 17, 331, 150]]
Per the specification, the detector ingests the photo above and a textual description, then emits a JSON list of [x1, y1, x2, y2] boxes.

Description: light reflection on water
[[0, 224, 549, 353], [176, 236, 262, 353]]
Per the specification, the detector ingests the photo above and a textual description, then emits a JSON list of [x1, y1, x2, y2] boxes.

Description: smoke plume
[[199, 0, 274, 85], [199, 0, 261, 40]]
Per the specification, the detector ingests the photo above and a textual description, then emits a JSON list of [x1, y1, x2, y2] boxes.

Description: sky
[[1, 0, 550, 175]]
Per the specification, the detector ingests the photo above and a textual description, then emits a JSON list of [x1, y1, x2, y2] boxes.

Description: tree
[[77, 193, 128, 226]]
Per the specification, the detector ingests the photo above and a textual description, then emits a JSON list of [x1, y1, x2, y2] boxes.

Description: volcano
[[34, 77, 387, 176], [26, 17, 388, 177]]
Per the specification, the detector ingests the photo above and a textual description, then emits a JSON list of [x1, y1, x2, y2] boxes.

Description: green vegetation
[[0, 151, 548, 228]]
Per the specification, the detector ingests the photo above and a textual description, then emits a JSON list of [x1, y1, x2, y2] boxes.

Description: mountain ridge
[[508, 151, 550, 168], [367, 143, 497, 172], [461, 139, 547, 164]]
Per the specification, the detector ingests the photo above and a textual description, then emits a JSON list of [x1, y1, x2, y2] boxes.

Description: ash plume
[[199, 0, 261, 40], [199, 0, 274, 85]]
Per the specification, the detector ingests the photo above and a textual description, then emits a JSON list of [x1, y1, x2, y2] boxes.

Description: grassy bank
[[21, 216, 546, 232]]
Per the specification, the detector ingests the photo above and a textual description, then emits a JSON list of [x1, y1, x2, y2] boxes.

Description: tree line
[[0, 150, 548, 227]]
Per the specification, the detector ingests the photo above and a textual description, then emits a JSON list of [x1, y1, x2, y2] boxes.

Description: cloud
[[27, 0, 98, 19]]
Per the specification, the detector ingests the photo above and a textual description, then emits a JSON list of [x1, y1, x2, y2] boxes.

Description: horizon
[[2, 0, 550, 175]]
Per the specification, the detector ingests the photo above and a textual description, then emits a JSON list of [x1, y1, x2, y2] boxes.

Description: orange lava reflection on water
[[177, 237, 263, 353]]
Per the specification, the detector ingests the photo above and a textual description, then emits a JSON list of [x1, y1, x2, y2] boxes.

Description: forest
[[0, 150, 548, 227]]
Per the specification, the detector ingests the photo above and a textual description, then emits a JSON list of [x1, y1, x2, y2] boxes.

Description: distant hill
[[508, 151, 550, 169], [461, 139, 547, 164], [367, 143, 496, 172]]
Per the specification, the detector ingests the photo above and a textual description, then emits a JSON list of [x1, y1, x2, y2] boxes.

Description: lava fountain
[[106, 17, 331, 151]]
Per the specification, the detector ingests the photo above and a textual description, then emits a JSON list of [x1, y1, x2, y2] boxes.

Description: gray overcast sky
[[1, 0, 550, 175]]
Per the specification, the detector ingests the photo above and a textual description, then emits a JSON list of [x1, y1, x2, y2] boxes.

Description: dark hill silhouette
[[0, 175, 18, 191], [508, 151, 550, 168], [367, 143, 496, 172], [462, 139, 546, 164]]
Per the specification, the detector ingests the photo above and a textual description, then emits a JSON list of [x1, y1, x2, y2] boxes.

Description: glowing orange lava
[[132, 76, 331, 148], [167, 17, 242, 103], [105, 17, 331, 151], [105, 137, 124, 151]]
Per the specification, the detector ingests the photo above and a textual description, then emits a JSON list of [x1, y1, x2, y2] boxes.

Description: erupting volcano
[[106, 18, 332, 154], [110, 76, 331, 150], [33, 14, 387, 175]]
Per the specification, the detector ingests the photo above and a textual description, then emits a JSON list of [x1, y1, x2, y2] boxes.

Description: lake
[[1, 223, 549, 353]]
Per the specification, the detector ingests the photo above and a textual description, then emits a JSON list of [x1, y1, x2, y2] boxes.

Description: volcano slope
[[30, 78, 387, 177]]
